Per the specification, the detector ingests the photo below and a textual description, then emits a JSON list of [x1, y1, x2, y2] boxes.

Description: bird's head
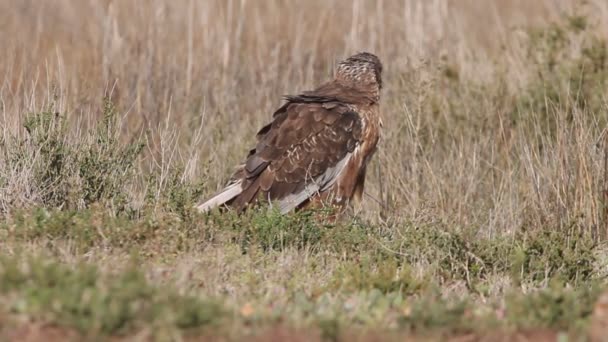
[[335, 52, 383, 100]]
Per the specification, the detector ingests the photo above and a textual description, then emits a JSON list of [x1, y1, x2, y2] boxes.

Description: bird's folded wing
[[230, 101, 364, 213]]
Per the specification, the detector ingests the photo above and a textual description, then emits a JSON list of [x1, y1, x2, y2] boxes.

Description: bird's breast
[[357, 106, 381, 160]]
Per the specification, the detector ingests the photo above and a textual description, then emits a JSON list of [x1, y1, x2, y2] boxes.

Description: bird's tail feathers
[[196, 180, 243, 213]]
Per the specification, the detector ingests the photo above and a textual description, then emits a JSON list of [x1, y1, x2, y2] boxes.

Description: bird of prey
[[197, 52, 383, 216]]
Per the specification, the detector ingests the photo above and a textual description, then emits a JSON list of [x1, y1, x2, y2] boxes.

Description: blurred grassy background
[[2, 0, 608, 234]]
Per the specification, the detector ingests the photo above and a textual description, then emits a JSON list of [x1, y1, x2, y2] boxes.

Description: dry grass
[[2, 0, 608, 340], [2, 0, 608, 232]]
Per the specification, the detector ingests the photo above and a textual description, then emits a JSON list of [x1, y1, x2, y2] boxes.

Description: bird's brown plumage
[[197, 52, 383, 216]]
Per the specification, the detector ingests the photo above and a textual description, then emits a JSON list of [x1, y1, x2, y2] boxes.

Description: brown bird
[[197, 52, 383, 216]]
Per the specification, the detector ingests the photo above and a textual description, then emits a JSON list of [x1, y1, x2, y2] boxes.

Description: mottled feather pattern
[[230, 102, 362, 212], [196, 51, 383, 216]]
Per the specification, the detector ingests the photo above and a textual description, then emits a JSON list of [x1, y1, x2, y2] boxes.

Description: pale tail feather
[[196, 180, 243, 213], [276, 152, 353, 214]]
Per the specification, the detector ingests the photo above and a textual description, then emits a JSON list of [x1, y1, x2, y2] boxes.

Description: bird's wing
[[229, 101, 363, 213]]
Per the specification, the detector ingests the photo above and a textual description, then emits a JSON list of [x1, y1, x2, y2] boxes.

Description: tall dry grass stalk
[[1, 0, 608, 236]]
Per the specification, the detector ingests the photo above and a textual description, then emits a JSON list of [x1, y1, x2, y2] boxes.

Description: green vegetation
[[0, 204, 606, 339], [2, 100, 143, 214], [0, 257, 224, 338]]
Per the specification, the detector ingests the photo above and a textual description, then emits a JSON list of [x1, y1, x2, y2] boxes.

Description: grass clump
[[505, 281, 603, 332], [398, 295, 474, 335], [391, 223, 600, 289], [77, 100, 144, 213], [329, 257, 428, 296], [215, 207, 329, 253], [521, 13, 608, 116], [511, 228, 598, 286], [3, 207, 159, 253], [0, 256, 224, 338], [2, 99, 143, 214]]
